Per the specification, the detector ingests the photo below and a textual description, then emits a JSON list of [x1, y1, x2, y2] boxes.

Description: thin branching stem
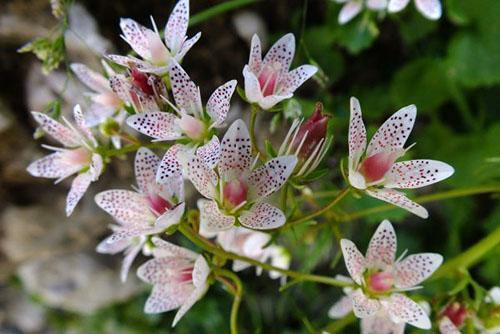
[[249, 104, 266, 160], [214, 268, 243, 334]]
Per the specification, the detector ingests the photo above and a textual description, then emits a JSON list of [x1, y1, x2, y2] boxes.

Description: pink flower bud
[[367, 271, 394, 293], [293, 103, 329, 158], [130, 68, 154, 96], [179, 114, 206, 140], [441, 302, 467, 327], [223, 179, 248, 208]]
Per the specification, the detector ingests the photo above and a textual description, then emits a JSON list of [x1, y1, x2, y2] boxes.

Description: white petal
[[263, 33, 295, 74], [65, 171, 93, 216], [219, 119, 252, 181], [258, 93, 292, 110], [247, 155, 297, 201], [186, 155, 218, 199], [156, 144, 185, 200], [175, 32, 201, 62], [340, 239, 365, 285], [360, 311, 406, 334], [328, 295, 353, 319], [196, 136, 221, 169], [138, 257, 193, 284], [73, 105, 97, 146], [32, 112, 79, 147], [394, 253, 443, 289], [248, 34, 262, 74], [95, 189, 154, 225], [96, 235, 130, 254], [367, 0, 388, 10], [144, 283, 192, 314], [366, 220, 397, 269], [154, 203, 185, 232], [168, 59, 202, 115], [88, 153, 103, 181], [165, 0, 189, 53], [107, 54, 151, 70], [384, 159, 454, 189], [120, 242, 144, 282], [388, 0, 411, 12], [198, 199, 235, 233], [415, 0, 442, 20], [279, 65, 317, 96], [27, 152, 82, 180], [206, 80, 237, 126], [239, 202, 286, 230], [351, 289, 381, 318], [384, 293, 431, 329], [243, 65, 263, 104], [172, 284, 208, 326], [134, 147, 160, 194], [366, 105, 416, 157], [126, 112, 182, 141], [366, 188, 429, 219], [348, 97, 367, 173], [192, 255, 210, 288], [338, 1, 363, 24], [438, 316, 461, 334], [71, 63, 109, 93], [120, 18, 152, 60], [151, 237, 197, 260]]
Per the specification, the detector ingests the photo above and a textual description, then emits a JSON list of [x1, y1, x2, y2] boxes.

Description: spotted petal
[[172, 283, 208, 326], [198, 199, 235, 233], [366, 188, 428, 219], [360, 311, 406, 334], [366, 220, 397, 269], [135, 147, 160, 194], [144, 282, 193, 314], [438, 316, 461, 334], [186, 155, 218, 199], [120, 242, 144, 282], [127, 111, 182, 141], [247, 155, 297, 201], [32, 112, 79, 147], [95, 189, 153, 225], [384, 293, 431, 329], [239, 202, 286, 230], [366, 105, 416, 157], [280, 65, 317, 96], [388, 0, 411, 12], [248, 34, 262, 74], [168, 60, 202, 115], [174, 32, 201, 61], [351, 289, 381, 318], [27, 151, 82, 180], [73, 105, 96, 146], [65, 171, 93, 216], [196, 136, 221, 169], [71, 63, 109, 93], [394, 253, 443, 289], [348, 97, 367, 172], [219, 119, 252, 181], [328, 295, 353, 319], [137, 256, 192, 284], [120, 18, 152, 60], [384, 160, 454, 189], [192, 256, 210, 289], [156, 144, 185, 199], [338, 1, 363, 24], [165, 0, 189, 54], [415, 0, 442, 20], [340, 239, 365, 285], [262, 33, 295, 75], [243, 65, 263, 104], [206, 80, 237, 127], [151, 237, 197, 260]]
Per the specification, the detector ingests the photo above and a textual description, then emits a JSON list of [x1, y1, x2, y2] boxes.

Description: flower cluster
[[26, 0, 494, 332]]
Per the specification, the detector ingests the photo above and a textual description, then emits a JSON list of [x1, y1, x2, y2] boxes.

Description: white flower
[[388, 0, 442, 20], [137, 237, 210, 326], [334, 0, 389, 25], [243, 33, 317, 110], [347, 97, 454, 218], [27, 105, 103, 216]]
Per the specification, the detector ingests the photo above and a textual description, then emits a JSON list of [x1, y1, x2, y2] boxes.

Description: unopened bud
[[293, 103, 329, 158]]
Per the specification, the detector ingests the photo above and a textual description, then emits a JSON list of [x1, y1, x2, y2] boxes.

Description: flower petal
[[107, 54, 150, 70], [144, 283, 192, 314], [219, 119, 252, 181], [384, 159, 454, 189], [198, 199, 235, 233], [73, 105, 97, 146], [95, 189, 153, 225], [196, 136, 221, 169], [172, 284, 208, 326], [243, 65, 263, 104], [120, 18, 152, 60], [262, 33, 295, 74], [394, 253, 443, 289], [135, 147, 160, 194], [120, 242, 144, 282], [348, 97, 367, 173], [156, 144, 186, 199], [438, 316, 461, 334], [32, 112, 80, 147], [168, 59, 202, 115], [71, 63, 109, 93], [65, 171, 93, 216], [165, 0, 189, 54], [247, 155, 297, 201], [239, 202, 286, 230], [366, 104, 416, 157], [138, 257, 193, 284], [367, 0, 389, 10], [186, 155, 218, 199], [328, 295, 353, 319], [340, 239, 366, 285], [192, 255, 210, 288], [338, 1, 363, 24], [27, 152, 82, 180], [96, 235, 130, 254], [126, 111, 182, 141], [366, 220, 397, 269], [206, 80, 237, 126], [360, 311, 406, 334], [248, 34, 262, 74], [151, 236, 198, 260], [154, 203, 185, 231], [415, 0, 442, 20], [366, 188, 428, 219], [174, 32, 201, 61], [280, 65, 317, 96], [384, 293, 431, 329], [259, 94, 292, 110], [351, 289, 381, 318], [387, 0, 411, 12]]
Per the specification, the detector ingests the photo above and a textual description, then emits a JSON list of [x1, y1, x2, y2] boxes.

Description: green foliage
[[19, 35, 66, 74]]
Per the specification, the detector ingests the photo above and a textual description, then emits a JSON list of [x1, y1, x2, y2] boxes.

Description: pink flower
[[126, 59, 237, 141], [334, 0, 388, 25], [243, 33, 317, 110], [27, 105, 103, 216], [331, 220, 442, 331], [107, 0, 201, 74], [348, 97, 454, 218], [183, 119, 297, 232], [95, 148, 184, 282], [388, 0, 442, 20], [137, 237, 210, 326]]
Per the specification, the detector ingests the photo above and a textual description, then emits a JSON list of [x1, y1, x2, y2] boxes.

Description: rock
[[0, 286, 49, 333]]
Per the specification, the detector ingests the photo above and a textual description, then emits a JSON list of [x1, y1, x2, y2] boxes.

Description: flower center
[[61, 147, 92, 166], [146, 31, 171, 65], [223, 179, 248, 208], [146, 194, 173, 216], [130, 68, 154, 96], [359, 151, 401, 184], [176, 266, 194, 284], [179, 114, 206, 140], [258, 62, 281, 97], [367, 271, 394, 293], [442, 302, 467, 327]]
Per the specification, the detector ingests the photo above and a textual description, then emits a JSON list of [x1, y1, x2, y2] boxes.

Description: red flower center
[[258, 62, 281, 97], [223, 179, 248, 208], [367, 271, 394, 293], [146, 194, 173, 216]]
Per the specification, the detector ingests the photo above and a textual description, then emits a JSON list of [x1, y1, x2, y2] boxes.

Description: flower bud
[[130, 68, 154, 96], [441, 302, 467, 328], [293, 103, 329, 158], [367, 271, 394, 293]]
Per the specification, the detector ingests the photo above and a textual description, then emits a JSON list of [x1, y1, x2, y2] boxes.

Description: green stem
[[214, 268, 243, 334], [323, 313, 356, 333], [99, 142, 171, 158], [280, 183, 289, 213], [178, 225, 350, 287], [189, 0, 261, 27], [281, 187, 351, 230], [249, 104, 266, 159], [431, 226, 500, 280]]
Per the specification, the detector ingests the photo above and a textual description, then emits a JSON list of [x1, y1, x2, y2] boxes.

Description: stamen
[[278, 118, 301, 155], [230, 200, 247, 214], [396, 249, 408, 264], [251, 153, 260, 170], [297, 138, 324, 176], [162, 95, 183, 116], [293, 130, 309, 156]]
